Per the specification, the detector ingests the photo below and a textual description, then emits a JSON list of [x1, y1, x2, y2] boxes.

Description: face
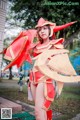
[[37, 25, 50, 41]]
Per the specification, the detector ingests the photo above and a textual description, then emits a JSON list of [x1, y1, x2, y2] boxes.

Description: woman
[[28, 18, 79, 120], [1, 18, 80, 120], [29, 20, 57, 120]]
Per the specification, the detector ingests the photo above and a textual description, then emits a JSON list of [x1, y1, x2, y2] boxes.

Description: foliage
[[9, 0, 80, 37]]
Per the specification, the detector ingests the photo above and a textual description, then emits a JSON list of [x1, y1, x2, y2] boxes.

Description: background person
[[18, 71, 24, 92]]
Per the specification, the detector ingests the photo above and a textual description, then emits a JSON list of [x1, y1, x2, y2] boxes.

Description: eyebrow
[[37, 26, 48, 31]]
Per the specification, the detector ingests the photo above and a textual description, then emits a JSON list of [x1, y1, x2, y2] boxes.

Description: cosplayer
[[1, 18, 80, 120]]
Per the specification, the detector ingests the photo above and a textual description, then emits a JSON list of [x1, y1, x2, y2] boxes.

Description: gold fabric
[[35, 49, 80, 83]]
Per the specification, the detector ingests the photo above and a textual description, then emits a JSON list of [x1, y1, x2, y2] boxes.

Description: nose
[[40, 28, 44, 33]]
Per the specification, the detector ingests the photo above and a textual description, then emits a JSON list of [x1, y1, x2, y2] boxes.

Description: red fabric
[[29, 71, 34, 81], [10, 29, 37, 46], [0, 48, 7, 54], [4, 29, 36, 59], [3, 29, 36, 71], [43, 79, 55, 109], [46, 79, 55, 99], [33, 51, 39, 57], [34, 71, 44, 82], [4, 40, 32, 71], [35, 17, 55, 28], [47, 110, 53, 120], [4, 37, 27, 61], [36, 17, 46, 27], [44, 100, 52, 110], [54, 21, 76, 32]]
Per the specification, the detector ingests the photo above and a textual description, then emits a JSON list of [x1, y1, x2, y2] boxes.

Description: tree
[[9, 0, 80, 38], [2, 37, 13, 80], [1, 1, 22, 80]]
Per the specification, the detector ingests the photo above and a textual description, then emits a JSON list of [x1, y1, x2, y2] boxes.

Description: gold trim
[[35, 22, 56, 28], [9, 46, 15, 59], [4, 56, 13, 61], [24, 36, 28, 40], [49, 25, 56, 37], [4, 36, 28, 71]]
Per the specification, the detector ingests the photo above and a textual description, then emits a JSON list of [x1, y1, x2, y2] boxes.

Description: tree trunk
[[64, 29, 80, 48], [9, 67, 13, 80]]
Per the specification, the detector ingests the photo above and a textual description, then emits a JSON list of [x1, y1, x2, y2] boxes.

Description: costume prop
[[1, 17, 80, 120]]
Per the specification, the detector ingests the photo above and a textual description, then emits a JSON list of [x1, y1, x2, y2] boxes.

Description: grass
[[0, 80, 80, 120], [51, 86, 80, 119], [0, 85, 34, 105]]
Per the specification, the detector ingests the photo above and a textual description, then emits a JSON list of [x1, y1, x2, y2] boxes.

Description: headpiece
[[35, 17, 56, 37]]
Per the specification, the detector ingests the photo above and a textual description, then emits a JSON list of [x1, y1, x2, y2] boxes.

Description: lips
[[41, 34, 46, 36]]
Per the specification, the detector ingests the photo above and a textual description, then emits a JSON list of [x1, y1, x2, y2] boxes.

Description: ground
[[0, 79, 80, 120]]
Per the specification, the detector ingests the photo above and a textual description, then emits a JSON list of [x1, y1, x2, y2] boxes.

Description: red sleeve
[[54, 21, 77, 32]]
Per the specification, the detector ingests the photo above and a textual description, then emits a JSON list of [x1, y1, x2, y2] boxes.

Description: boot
[[47, 109, 53, 120]]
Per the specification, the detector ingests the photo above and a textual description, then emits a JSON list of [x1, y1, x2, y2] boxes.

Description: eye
[[43, 26, 48, 30], [44, 27, 47, 30], [37, 27, 41, 32]]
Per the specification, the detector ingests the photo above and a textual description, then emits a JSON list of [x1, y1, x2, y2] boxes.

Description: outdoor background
[[0, 0, 80, 120]]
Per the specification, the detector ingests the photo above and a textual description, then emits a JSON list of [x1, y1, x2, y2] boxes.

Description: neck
[[43, 38, 50, 44]]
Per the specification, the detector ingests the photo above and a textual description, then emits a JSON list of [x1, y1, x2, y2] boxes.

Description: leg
[[20, 86, 23, 91], [30, 83, 36, 102], [28, 83, 33, 101], [35, 82, 47, 120]]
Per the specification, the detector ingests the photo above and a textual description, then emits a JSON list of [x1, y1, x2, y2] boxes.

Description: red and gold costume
[[1, 18, 80, 120]]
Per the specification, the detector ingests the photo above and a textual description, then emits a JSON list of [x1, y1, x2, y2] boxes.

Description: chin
[[41, 37, 48, 40]]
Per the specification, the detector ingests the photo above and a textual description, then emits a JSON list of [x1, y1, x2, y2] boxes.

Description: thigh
[[35, 83, 47, 120], [35, 82, 45, 108]]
